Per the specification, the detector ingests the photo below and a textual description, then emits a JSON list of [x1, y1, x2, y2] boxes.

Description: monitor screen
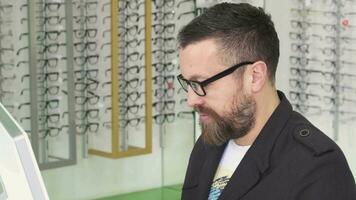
[[0, 103, 49, 200]]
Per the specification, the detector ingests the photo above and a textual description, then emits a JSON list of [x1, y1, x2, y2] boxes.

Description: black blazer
[[182, 91, 356, 200]]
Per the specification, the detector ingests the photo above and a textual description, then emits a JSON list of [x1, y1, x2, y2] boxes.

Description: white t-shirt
[[208, 139, 251, 200]]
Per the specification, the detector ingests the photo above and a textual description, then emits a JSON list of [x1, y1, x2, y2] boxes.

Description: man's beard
[[196, 93, 256, 146]]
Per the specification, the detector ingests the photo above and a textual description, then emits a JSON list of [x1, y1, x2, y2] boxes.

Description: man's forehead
[[179, 39, 219, 55], [179, 40, 220, 64], [178, 39, 224, 79]]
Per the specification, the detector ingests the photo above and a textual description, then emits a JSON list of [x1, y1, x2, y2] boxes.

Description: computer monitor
[[0, 103, 49, 200]]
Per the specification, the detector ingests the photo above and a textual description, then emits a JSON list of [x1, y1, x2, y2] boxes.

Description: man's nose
[[187, 87, 204, 107]]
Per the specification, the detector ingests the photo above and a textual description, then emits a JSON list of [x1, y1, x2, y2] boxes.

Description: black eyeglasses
[[76, 123, 99, 135], [152, 62, 175, 72], [36, 15, 66, 26], [73, 15, 98, 24], [38, 99, 59, 110], [74, 55, 99, 66], [63, 109, 99, 120], [153, 113, 175, 124], [36, 30, 65, 41], [38, 113, 60, 124], [74, 41, 97, 52], [73, 28, 97, 39], [37, 2, 65, 12], [75, 94, 100, 105], [177, 61, 254, 96], [75, 1, 98, 11]]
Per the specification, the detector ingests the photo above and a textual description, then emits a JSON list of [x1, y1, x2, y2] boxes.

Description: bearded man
[[176, 3, 356, 200]]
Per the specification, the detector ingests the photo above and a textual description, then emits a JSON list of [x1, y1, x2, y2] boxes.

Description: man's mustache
[[194, 106, 218, 117]]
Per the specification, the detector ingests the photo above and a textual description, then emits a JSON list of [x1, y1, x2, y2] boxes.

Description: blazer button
[[299, 129, 310, 137]]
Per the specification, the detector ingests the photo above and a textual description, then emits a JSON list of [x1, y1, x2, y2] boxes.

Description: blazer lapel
[[218, 155, 262, 200], [218, 91, 294, 200], [198, 143, 226, 200]]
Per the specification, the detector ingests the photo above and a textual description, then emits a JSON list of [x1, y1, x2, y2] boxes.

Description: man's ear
[[250, 61, 268, 93]]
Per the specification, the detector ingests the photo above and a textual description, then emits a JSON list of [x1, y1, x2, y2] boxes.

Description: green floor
[[97, 185, 182, 200]]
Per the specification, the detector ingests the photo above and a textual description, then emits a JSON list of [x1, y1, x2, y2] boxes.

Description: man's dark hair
[[177, 3, 280, 84]]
